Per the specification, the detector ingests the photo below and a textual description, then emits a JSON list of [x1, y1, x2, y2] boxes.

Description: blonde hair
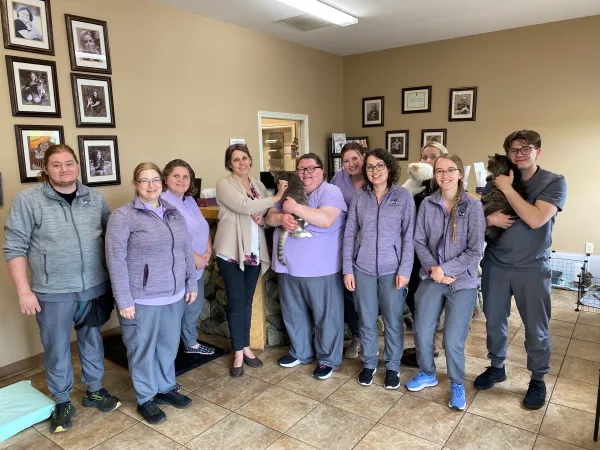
[[432, 154, 464, 242], [132, 162, 162, 188], [420, 142, 448, 157], [39, 144, 79, 183]]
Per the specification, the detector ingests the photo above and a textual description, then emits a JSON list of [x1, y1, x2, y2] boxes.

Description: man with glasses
[[475, 130, 567, 410]]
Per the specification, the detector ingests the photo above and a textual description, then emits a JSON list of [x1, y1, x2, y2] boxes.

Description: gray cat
[[272, 171, 311, 265]]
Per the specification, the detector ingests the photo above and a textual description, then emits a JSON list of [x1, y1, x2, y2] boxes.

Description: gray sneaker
[[345, 337, 362, 359]]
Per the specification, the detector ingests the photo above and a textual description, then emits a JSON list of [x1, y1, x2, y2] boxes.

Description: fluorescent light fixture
[[275, 0, 358, 27]]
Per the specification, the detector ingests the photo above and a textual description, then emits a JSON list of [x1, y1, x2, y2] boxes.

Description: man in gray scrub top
[[474, 130, 567, 410]]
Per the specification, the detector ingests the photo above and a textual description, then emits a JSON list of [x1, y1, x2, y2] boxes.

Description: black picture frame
[[327, 136, 369, 179], [78, 135, 120, 186], [1, 0, 54, 55], [65, 14, 111, 74], [386, 130, 409, 160], [421, 128, 448, 147], [71, 73, 116, 127], [14, 124, 64, 183], [5, 54, 60, 117], [449, 86, 477, 121], [402, 86, 432, 114], [362, 96, 384, 127]]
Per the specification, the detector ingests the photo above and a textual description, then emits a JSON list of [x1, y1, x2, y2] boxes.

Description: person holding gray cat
[[475, 130, 567, 410]]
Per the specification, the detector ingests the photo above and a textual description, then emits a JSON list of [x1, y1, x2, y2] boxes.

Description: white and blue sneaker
[[405, 371, 438, 392], [449, 382, 467, 410]]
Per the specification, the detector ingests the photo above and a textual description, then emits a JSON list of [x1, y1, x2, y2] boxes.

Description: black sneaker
[[384, 370, 401, 389], [155, 389, 192, 409], [82, 388, 121, 412], [474, 366, 507, 390], [358, 368, 377, 386], [313, 364, 333, 380], [137, 400, 167, 425], [50, 401, 76, 433], [523, 379, 546, 410], [278, 354, 302, 368]]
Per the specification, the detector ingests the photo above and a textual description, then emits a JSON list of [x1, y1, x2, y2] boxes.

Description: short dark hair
[[503, 130, 542, 152], [162, 159, 198, 197], [16, 6, 33, 21], [224, 144, 252, 172], [340, 142, 364, 159], [296, 152, 323, 169], [361, 148, 399, 189]]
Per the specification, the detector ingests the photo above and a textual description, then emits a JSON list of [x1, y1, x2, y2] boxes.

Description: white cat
[[402, 162, 433, 196]]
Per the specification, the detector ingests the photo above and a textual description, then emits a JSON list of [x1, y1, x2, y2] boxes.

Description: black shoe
[[82, 388, 121, 412], [523, 379, 546, 410], [313, 364, 333, 380], [155, 389, 192, 409], [384, 370, 401, 390], [278, 354, 302, 368], [243, 354, 264, 368], [137, 400, 167, 425], [400, 348, 418, 367], [50, 401, 76, 433], [358, 368, 376, 386], [474, 366, 506, 390]]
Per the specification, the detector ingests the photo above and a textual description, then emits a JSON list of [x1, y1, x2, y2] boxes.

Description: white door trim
[[257, 110, 309, 172]]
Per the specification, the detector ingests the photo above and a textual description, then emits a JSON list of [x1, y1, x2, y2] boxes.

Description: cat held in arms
[[402, 162, 434, 196], [481, 154, 528, 241], [273, 171, 311, 265]]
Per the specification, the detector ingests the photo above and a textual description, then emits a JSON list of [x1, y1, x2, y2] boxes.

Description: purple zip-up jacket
[[343, 184, 415, 277], [105, 197, 196, 309], [414, 190, 485, 290]]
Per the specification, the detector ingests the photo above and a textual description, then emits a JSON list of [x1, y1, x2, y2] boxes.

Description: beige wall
[[0, 0, 343, 368], [343, 15, 600, 255]]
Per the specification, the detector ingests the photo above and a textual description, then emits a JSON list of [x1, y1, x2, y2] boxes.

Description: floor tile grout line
[[464, 406, 547, 436], [175, 410, 234, 447], [86, 420, 147, 450]]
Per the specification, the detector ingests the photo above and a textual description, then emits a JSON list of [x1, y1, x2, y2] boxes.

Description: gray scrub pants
[[279, 272, 344, 369], [119, 299, 185, 405], [414, 279, 478, 385], [353, 269, 405, 372], [181, 279, 205, 348], [482, 259, 552, 380], [36, 300, 104, 404]]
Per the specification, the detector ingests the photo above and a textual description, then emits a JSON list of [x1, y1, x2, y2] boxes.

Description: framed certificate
[[402, 86, 432, 114]]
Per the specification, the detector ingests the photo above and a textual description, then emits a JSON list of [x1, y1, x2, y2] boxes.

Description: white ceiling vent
[[275, 14, 333, 31]]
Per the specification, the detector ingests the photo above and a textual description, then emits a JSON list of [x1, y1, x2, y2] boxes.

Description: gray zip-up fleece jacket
[[105, 197, 196, 310], [414, 191, 485, 290], [343, 184, 415, 277], [3, 181, 111, 293]]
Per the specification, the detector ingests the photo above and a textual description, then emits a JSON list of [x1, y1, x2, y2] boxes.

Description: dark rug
[[103, 333, 229, 377]]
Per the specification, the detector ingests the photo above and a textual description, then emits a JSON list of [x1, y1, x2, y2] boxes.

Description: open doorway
[[257, 111, 309, 172]]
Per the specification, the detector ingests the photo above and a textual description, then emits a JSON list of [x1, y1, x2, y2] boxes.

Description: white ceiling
[[153, 0, 600, 56]]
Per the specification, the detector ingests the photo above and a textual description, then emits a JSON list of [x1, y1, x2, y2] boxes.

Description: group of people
[[2, 128, 566, 433]]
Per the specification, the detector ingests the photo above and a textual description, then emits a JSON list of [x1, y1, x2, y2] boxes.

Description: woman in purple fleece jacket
[[404, 154, 485, 411]]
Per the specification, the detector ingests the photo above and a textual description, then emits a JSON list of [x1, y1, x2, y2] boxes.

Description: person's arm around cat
[[282, 197, 340, 229], [265, 207, 298, 232]]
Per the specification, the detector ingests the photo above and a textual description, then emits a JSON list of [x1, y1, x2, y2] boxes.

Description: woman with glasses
[[214, 144, 287, 377], [330, 142, 365, 359], [404, 154, 485, 411], [343, 149, 415, 389], [105, 162, 198, 425], [266, 153, 347, 380]]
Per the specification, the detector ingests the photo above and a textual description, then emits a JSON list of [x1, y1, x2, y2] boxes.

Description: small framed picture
[[1, 0, 54, 55], [14, 124, 64, 183], [5, 55, 60, 117], [449, 87, 477, 121], [386, 130, 409, 160], [65, 14, 111, 73], [362, 96, 384, 127], [78, 135, 120, 186], [71, 73, 115, 127], [402, 86, 432, 114], [421, 128, 447, 147]]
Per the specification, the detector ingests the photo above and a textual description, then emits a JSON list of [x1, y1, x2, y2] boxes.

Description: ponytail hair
[[432, 154, 465, 242], [38, 144, 79, 182]]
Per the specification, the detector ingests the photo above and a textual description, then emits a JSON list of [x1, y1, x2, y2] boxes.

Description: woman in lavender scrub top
[[266, 153, 347, 380], [330, 142, 365, 359]]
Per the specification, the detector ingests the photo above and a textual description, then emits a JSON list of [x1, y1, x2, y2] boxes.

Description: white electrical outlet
[[585, 243, 594, 254]]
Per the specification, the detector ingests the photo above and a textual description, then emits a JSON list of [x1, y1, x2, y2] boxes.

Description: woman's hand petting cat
[[396, 275, 409, 289], [280, 213, 298, 232], [282, 196, 299, 215], [252, 213, 265, 227], [344, 274, 356, 291], [487, 211, 515, 229], [273, 180, 289, 202], [494, 170, 514, 193]]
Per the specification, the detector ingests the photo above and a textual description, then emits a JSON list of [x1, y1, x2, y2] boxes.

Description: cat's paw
[[294, 231, 313, 238]]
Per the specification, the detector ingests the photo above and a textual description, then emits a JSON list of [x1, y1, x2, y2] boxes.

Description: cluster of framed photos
[[1, 0, 119, 186], [385, 128, 447, 161]]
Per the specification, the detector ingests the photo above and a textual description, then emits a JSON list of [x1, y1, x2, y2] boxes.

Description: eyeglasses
[[365, 162, 387, 172], [137, 177, 162, 186], [296, 166, 322, 174], [507, 146, 535, 157], [434, 168, 460, 176]]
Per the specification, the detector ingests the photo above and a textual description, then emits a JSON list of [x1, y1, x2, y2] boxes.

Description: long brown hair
[[432, 154, 464, 242], [39, 144, 79, 183], [162, 159, 198, 197]]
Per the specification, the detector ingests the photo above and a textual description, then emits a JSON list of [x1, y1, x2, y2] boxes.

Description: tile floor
[[1, 289, 600, 449]]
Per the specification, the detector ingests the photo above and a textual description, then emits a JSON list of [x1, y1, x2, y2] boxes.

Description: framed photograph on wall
[[449, 86, 477, 121], [402, 86, 431, 114], [71, 73, 115, 127], [65, 14, 111, 73], [14, 124, 64, 183], [362, 96, 384, 127], [78, 135, 120, 186], [5, 55, 60, 117], [1, 0, 54, 55], [421, 128, 447, 147], [386, 130, 409, 160]]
